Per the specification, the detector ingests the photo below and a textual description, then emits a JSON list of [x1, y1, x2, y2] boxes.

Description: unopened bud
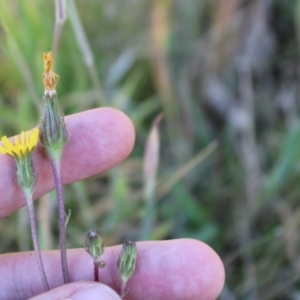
[[117, 240, 137, 297], [85, 230, 105, 262]]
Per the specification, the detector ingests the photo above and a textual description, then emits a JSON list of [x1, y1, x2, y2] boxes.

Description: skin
[[0, 108, 225, 300]]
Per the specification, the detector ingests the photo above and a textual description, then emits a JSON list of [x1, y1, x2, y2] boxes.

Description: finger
[[0, 108, 135, 218], [30, 282, 121, 300], [0, 239, 224, 300]]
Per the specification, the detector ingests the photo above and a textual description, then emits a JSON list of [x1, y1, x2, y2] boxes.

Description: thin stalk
[[94, 261, 99, 282], [140, 192, 155, 240], [23, 188, 50, 291], [50, 150, 70, 283], [66, 0, 104, 106], [52, 0, 66, 58], [121, 284, 125, 298]]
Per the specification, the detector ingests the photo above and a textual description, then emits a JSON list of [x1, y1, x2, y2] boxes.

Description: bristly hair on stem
[[39, 51, 70, 284], [50, 151, 69, 283], [24, 188, 50, 291]]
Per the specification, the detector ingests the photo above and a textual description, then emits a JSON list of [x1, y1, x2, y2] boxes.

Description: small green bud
[[85, 230, 105, 261], [117, 240, 137, 297]]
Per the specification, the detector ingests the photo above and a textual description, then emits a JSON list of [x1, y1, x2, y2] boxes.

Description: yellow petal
[[20, 131, 26, 153], [1, 137, 14, 156], [13, 135, 21, 157], [0, 146, 8, 155], [30, 128, 39, 151], [0, 128, 39, 159]]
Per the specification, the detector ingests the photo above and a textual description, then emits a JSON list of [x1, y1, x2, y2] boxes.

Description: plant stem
[[50, 150, 70, 283], [23, 188, 50, 291], [66, 0, 104, 106], [94, 260, 99, 282], [52, 0, 66, 58], [121, 282, 126, 298]]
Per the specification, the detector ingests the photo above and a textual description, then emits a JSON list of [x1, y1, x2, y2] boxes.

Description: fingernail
[[70, 283, 121, 300]]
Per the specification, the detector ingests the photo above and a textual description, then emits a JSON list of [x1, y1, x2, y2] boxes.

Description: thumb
[[30, 282, 122, 300]]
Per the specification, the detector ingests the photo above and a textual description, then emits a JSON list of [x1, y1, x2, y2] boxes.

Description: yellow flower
[[0, 128, 39, 159]]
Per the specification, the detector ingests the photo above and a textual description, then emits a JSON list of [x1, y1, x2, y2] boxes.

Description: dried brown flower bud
[[43, 52, 59, 92]]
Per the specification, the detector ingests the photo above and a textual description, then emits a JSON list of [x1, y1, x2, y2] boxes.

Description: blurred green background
[[1, 0, 300, 299]]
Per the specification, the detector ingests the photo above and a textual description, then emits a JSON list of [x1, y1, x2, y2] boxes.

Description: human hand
[[0, 108, 225, 300]]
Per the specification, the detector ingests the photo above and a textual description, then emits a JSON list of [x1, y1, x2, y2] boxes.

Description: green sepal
[[15, 154, 36, 191], [39, 92, 67, 154]]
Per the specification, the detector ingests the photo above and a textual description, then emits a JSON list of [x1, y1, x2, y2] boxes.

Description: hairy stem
[[50, 150, 70, 283], [23, 188, 50, 291]]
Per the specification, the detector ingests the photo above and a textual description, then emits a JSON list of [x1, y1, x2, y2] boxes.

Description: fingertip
[[37, 107, 135, 207], [69, 282, 121, 300], [30, 282, 121, 300], [60, 107, 136, 181], [0, 107, 135, 218], [0, 239, 224, 299], [126, 239, 225, 300], [184, 239, 225, 300]]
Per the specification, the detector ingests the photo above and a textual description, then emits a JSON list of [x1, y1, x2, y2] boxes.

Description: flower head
[[0, 128, 39, 190], [0, 128, 39, 159], [43, 52, 59, 92]]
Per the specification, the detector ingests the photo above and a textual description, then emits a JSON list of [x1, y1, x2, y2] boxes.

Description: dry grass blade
[[52, 0, 66, 58], [140, 114, 163, 239], [7, 37, 42, 113], [157, 141, 218, 199], [143, 113, 163, 201], [66, 0, 104, 106]]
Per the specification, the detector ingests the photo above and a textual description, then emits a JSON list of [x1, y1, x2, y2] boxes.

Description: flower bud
[[117, 240, 137, 296], [39, 93, 68, 152], [85, 230, 105, 261]]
